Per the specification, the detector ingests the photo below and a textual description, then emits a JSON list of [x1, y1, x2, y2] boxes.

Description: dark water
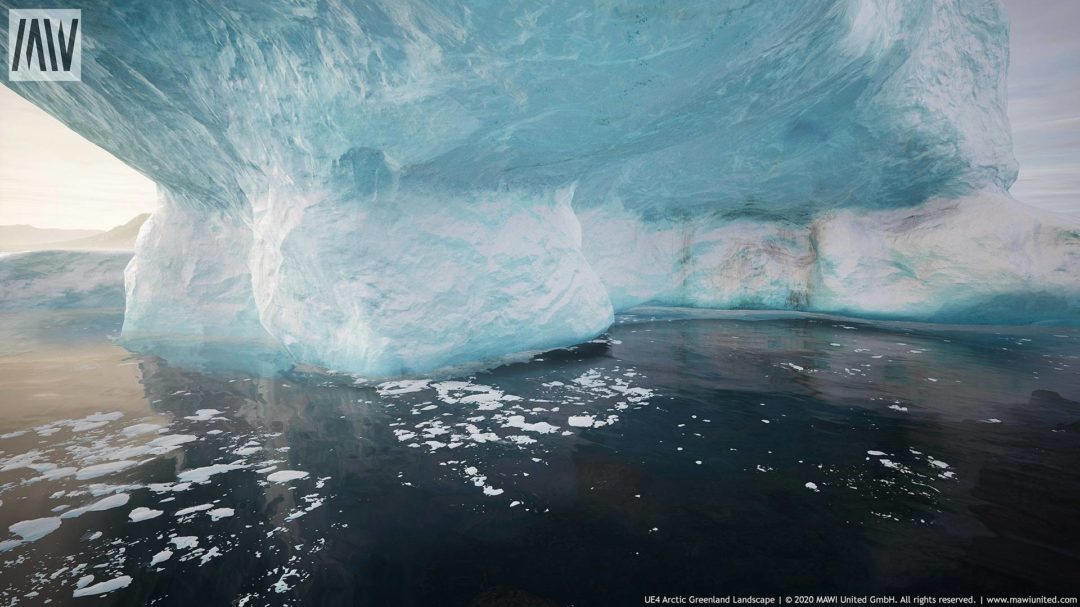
[[0, 308, 1078, 605]]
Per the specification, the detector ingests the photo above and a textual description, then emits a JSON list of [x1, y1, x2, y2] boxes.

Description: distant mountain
[[0, 214, 150, 252], [0, 225, 103, 251]]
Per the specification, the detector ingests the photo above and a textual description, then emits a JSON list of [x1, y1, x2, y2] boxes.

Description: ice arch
[[3, 0, 1077, 375]]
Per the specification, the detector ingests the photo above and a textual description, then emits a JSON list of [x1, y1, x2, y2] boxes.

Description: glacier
[[2, 0, 1078, 375]]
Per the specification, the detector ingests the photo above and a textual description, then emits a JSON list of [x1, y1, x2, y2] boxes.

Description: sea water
[[0, 308, 1077, 605]]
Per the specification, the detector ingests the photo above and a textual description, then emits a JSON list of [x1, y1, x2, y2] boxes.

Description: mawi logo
[[8, 9, 81, 81]]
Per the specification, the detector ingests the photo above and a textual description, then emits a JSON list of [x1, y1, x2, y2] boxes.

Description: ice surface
[[2, 0, 1078, 374], [174, 504, 214, 517], [0, 251, 129, 310], [60, 493, 130, 519], [177, 463, 247, 484], [0, 401, 330, 602], [584, 188, 1080, 322], [169, 536, 199, 550], [121, 423, 163, 437], [75, 461, 139, 480], [128, 507, 163, 523], [266, 470, 309, 484], [71, 575, 132, 597], [150, 550, 173, 566], [9, 517, 61, 542], [567, 416, 596, 428], [207, 508, 235, 521]]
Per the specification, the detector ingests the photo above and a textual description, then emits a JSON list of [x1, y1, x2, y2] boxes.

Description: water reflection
[[0, 309, 1077, 604]]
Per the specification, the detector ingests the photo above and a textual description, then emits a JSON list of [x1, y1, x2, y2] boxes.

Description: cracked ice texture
[[2, 0, 1078, 374]]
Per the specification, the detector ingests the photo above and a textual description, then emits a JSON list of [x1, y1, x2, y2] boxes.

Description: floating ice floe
[[73, 575, 132, 597], [265, 470, 309, 483], [9, 517, 62, 542], [128, 507, 163, 522], [61, 493, 130, 519]]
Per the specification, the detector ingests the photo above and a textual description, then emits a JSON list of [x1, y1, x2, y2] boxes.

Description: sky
[[1002, 0, 1080, 213], [0, 85, 156, 230], [0, 2, 1077, 229]]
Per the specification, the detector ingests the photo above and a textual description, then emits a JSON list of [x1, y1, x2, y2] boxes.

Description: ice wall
[[582, 188, 1080, 323], [2, 0, 1077, 375]]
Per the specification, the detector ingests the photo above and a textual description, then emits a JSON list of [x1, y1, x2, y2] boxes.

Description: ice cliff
[[3, 0, 1078, 375]]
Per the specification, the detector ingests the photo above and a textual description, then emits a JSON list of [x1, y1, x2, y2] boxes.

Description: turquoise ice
[[2, 0, 1077, 375]]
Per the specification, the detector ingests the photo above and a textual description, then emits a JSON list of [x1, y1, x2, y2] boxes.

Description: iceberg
[[2, 0, 1077, 374], [0, 250, 129, 310]]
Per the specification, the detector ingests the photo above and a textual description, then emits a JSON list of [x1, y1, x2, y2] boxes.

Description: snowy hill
[[0, 225, 103, 251], [0, 214, 149, 252]]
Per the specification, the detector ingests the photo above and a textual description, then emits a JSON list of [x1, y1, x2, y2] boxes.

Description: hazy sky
[[0, 2, 1077, 229], [1003, 0, 1080, 213], [0, 86, 156, 230]]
